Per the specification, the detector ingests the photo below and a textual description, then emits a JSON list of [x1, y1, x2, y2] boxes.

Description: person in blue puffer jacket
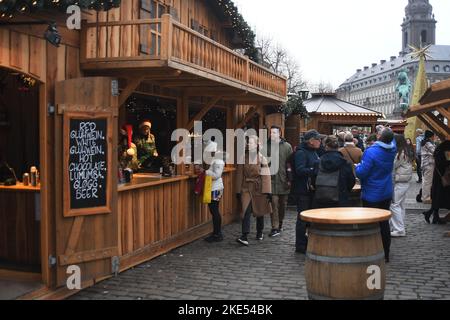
[[356, 128, 397, 263]]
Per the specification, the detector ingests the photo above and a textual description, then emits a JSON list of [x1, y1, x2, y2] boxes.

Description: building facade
[[336, 0, 450, 118]]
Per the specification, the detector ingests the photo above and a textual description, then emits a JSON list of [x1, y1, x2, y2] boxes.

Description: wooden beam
[[422, 113, 450, 139], [437, 107, 450, 121], [119, 76, 145, 106], [236, 107, 258, 129], [158, 82, 225, 88], [425, 112, 450, 135], [186, 96, 222, 131], [417, 114, 448, 140], [408, 98, 450, 117]]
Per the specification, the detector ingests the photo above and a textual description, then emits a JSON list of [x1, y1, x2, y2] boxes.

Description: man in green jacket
[[267, 126, 293, 237]]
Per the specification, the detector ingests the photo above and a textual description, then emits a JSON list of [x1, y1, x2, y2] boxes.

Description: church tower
[[401, 0, 436, 54]]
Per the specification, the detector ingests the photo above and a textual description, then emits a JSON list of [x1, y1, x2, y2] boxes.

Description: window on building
[[434, 65, 440, 72], [444, 65, 450, 73], [140, 0, 167, 55], [421, 30, 427, 44]]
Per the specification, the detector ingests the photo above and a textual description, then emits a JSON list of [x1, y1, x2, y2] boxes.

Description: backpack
[[314, 165, 340, 204]]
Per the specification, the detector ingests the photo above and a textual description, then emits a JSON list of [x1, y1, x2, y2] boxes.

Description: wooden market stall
[[0, 0, 287, 299], [285, 93, 382, 148], [407, 78, 450, 236], [377, 119, 408, 134]]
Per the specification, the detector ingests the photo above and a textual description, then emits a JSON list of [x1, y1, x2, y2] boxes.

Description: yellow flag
[[405, 54, 428, 141]]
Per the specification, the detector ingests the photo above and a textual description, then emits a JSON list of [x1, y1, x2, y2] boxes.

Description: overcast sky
[[233, 0, 450, 90]]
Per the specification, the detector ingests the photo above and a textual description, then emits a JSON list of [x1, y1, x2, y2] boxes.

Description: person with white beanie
[[202, 139, 226, 243]]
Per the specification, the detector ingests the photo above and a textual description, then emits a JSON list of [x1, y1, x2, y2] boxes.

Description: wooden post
[[161, 14, 173, 61], [258, 105, 265, 132], [244, 56, 250, 85], [80, 20, 87, 63], [176, 94, 189, 176]]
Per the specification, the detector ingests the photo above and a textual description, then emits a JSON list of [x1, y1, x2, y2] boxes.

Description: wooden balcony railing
[[81, 15, 287, 99]]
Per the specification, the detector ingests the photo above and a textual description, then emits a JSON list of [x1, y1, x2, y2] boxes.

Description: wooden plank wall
[[0, 31, 81, 82], [118, 170, 236, 264], [89, 0, 233, 48], [0, 29, 46, 82]]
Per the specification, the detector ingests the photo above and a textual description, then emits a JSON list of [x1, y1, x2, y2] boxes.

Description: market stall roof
[[304, 93, 383, 117], [419, 78, 450, 106]]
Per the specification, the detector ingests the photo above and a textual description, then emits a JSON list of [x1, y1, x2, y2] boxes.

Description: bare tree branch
[[255, 36, 307, 94]]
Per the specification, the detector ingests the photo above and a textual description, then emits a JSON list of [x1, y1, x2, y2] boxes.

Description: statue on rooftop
[[395, 68, 412, 115]]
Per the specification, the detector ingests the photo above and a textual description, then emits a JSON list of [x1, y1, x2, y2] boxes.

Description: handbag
[[194, 172, 205, 195], [202, 175, 213, 204], [437, 166, 450, 187]]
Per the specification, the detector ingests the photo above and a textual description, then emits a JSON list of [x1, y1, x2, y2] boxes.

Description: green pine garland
[[216, 0, 258, 61], [0, 0, 121, 18], [1, 0, 258, 62]]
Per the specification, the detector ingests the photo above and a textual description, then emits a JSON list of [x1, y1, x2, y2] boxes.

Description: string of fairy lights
[[0, 0, 121, 18], [0, 0, 258, 61]]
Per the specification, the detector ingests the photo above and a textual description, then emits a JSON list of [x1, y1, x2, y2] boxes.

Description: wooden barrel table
[[301, 208, 391, 300]]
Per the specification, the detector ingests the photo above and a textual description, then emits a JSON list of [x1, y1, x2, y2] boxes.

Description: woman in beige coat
[[235, 135, 272, 246]]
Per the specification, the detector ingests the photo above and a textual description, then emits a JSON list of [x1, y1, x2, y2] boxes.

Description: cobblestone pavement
[[72, 178, 450, 300]]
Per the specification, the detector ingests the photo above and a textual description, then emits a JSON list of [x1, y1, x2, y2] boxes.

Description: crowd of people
[[199, 125, 450, 264]]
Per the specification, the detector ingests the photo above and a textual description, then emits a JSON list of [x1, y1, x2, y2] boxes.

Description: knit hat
[[424, 130, 435, 139], [139, 120, 152, 129], [121, 124, 135, 157]]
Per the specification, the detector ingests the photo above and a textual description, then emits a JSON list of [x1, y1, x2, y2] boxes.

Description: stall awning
[[304, 93, 382, 117]]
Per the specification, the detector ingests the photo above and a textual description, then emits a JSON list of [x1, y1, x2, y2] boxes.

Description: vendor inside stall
[[0, 68, 42, 292], [134, 120, 160, 171]]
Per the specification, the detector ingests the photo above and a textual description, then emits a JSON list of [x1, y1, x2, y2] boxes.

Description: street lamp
[[299, 90, 310, 101]]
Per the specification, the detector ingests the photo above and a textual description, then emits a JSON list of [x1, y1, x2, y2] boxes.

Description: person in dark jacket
[[314, 136, 356, 208], [293, 129, 323, 254], [356, 128, 397, 263], [352, 126, 365, 152], [422, 140, 450, 225]]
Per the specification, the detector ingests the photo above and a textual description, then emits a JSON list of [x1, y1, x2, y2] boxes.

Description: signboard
[[64, 112, 112, 217]]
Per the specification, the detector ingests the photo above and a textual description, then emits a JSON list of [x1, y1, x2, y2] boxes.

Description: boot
[[422, 210, 433, 224], [432, 211, 447, 225]]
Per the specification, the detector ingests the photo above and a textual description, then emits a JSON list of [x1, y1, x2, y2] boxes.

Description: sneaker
[[236, 237, 249, 246], [269, 229, 281, 238], [391, 231, 406, 238], [256, 233, 264, 241]]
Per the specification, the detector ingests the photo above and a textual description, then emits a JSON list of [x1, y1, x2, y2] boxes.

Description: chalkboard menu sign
[[64, 113, 112, 217]]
